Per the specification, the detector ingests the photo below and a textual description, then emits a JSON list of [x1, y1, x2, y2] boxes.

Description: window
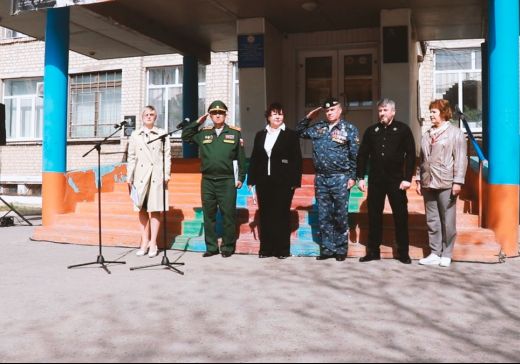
[[146, 65, 206, 133], [69, 71, 122, 138], [434, 48, 482, 129], [231, 62, 240, 127], [305, 57, 333, 109], [343, 53, 374, 108], [3, 78, 43, 141]]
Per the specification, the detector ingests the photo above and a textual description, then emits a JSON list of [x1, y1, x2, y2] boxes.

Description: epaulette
[[228, 125, 241, 132]]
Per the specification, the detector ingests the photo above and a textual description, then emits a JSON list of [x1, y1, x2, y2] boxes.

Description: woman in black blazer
[[247, 103, 303, 259]]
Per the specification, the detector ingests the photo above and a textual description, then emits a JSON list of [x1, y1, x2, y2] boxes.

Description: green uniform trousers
[[201, 177, 237, 254]]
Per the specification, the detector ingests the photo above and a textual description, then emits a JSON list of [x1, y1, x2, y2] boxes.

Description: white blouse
[[264, 123, 286, 175]]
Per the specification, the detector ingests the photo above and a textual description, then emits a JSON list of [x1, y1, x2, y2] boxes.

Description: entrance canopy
[[0, 0, 488, 63]]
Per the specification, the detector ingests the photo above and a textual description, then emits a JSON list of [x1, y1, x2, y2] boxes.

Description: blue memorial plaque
[[238, 34, 264, 68]]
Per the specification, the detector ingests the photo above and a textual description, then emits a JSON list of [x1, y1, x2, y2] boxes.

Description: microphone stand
[[68, 123, 127, 274], [130, 127, 185, 274]]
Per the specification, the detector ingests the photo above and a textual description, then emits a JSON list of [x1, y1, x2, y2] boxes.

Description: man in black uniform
[[356, 98, 416, 264]]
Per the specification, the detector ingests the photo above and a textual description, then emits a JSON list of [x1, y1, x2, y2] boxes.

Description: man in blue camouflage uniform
[[297, 97, 360, 261]]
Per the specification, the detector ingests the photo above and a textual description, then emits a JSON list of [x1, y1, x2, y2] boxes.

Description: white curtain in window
[[98, 88, 121, 137]]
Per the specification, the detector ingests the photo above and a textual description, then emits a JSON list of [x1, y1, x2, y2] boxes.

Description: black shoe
[[221, 252, 233, 258], [359, 253, 381, 262], [397, 256, 412, 264], [277, 255, 289, 259], [258, 254, 271, 258], [316, 255, 334, 260], [335, 254, 347, 261], [203, 251, 219, 258]]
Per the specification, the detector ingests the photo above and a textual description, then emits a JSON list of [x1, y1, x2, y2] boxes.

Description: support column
[[486, 0, 519, 256], [42, 7, 70, 225], [237, 18, 283, 155], [182, 55, 199, 158]]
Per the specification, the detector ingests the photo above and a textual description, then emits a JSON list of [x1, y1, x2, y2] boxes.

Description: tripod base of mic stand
[[130, 255, 185, 275], [0, 196, 33, 226], [68, 255, 126, 274]]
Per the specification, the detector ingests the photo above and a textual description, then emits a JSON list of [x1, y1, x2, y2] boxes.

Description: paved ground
[[1, 218, 519, 363]]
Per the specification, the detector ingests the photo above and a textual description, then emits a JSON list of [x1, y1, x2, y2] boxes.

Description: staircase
[[33, 163, 502, 262]]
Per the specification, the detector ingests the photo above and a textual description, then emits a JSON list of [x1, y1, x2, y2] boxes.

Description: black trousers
[[367, 179, 409, 257], [256, 178, 295, 256]]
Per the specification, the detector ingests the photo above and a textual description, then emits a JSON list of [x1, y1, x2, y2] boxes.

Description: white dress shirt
[[264, 123, 285, 176]]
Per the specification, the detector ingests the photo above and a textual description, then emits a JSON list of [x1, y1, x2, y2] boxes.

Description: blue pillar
[[42, 7, 70, 225], [43, 7, 69, 173], [182, 55, 199, 158], [486, 0, 519, 256], [487, 0, 519, 185], [480, 42, 489, 158]]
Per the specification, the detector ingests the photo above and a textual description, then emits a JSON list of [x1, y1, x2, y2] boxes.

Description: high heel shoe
[[148, 246, 159, 258], [136, 239, 149, 256], [136, 248, 148, 257]]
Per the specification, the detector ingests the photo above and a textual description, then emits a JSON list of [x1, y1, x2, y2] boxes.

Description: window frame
[[2, 78, 44, 142], [68, 70, 123, 139], [145, 65, 207, 135], [433, 47, 483, 130]]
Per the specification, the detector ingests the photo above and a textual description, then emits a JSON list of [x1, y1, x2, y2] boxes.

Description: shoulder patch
[[228, 125, 241, 132]]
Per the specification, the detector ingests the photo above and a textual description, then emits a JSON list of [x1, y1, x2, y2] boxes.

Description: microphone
[[114, 119, 129, 129], [176, 118, 191, 129]]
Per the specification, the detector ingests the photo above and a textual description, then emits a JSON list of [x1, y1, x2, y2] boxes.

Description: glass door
[[298, 48, 378, 157], [339, 48, 378, 138], [297, 51, 337, 157]]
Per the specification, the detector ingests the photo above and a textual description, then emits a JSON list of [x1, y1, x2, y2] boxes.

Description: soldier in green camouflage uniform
[[182, 100, 246, 258]]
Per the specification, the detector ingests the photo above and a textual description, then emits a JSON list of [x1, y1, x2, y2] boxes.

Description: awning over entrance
[[1, 0, 489, 63]]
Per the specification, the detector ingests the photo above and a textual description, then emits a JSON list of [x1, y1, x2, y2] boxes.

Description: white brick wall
[[419, 47, 435, 133], [0, 39, 236, 193]]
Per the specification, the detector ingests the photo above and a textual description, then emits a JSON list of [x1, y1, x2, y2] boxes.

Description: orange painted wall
[[465, 160, 519, 257], [487, 184, 519, 257]]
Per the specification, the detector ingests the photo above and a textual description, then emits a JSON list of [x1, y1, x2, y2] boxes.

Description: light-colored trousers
[[422, 188, 457, 258]]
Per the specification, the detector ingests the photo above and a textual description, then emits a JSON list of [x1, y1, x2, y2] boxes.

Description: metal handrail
[[459, 114, 487, 162], [458, 113, 486, 227]]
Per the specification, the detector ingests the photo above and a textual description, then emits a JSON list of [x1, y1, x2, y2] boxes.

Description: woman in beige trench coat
[[127, 106, 171, 258]]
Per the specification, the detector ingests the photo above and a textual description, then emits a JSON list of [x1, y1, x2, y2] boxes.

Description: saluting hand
[[306, 107, 322, 120], [197, 113, 209, 125], [347, 179, 356, 190], [358, 179, 367, 192]]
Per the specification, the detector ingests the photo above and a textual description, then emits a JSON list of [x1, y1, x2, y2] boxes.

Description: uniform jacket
[[419, 123, 467, 189], [297, 118, 359, 179], [127, 127, 171, 211], [356, 120, 416, 183], [247, 127, 303, 188], [182, 121, 247, 182]]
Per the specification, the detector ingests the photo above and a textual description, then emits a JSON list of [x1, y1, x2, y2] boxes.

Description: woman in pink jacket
[[416, 99, 467, 267]]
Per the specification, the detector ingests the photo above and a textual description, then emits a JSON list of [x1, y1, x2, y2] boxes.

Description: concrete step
[[33, 172, 500, 263], [34, 217, 500, 262]]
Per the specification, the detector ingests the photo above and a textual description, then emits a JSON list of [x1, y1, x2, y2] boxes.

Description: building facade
[[0, 26, 485, 197], [0, 29, 239, 196]]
